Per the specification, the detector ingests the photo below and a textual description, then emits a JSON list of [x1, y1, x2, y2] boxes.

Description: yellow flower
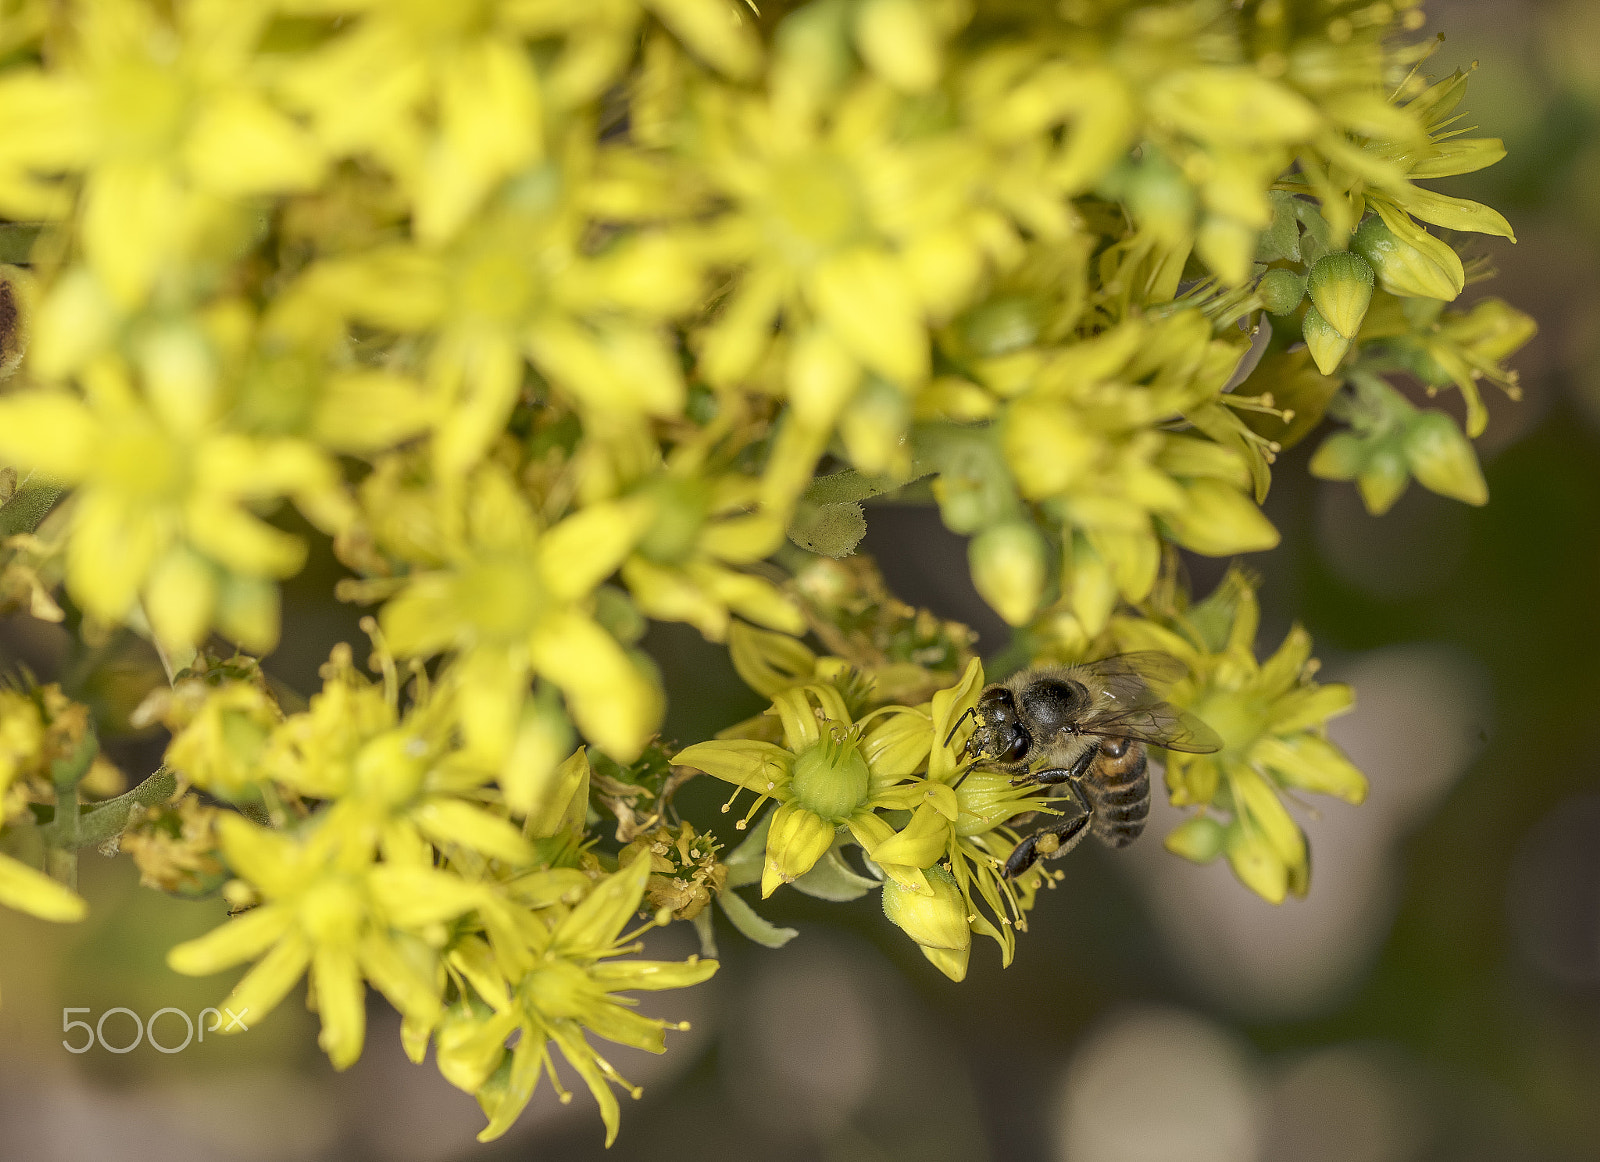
[[675, 681, 948, 897], [275, 0, 758, 245], [692, 74, 1006, 492], [919, 658, 1054, 967], [1115, 568, 1365, 904], [0, 0, 323, 303], [374, 465, 661, 762], [289, 160, 700, 476], [438, 854, 718, 1144], [0, 686, 94, 933], [239, 645, 533, 866], [168, 812, 481, 1068], [615, 447, 802, 642], [0, 364, 349, 652]]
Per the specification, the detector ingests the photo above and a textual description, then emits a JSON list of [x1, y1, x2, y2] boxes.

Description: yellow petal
[[869, 802, 952, 868], [672, 738, 791, 793], [359, 932, 442, 1031], [644, 0, 762, 79], [184, 91, 325, 197], [219, 930, 313, 1030], [66, 492, 170, 620], [530, 611, 661, 761], [0, 852, 89, 922], [807, 249, 928, 386], [854, 0, 941, 92], [144, 546, 218, 650], [313, 946, 367, 1069], [552, 851, 652, 953], [168, 905, 294, 975], [539, 498, 652, 601], [80, 161, 185, 306], [412, 41, 542, 244], [503, 710, 580, 826], [0, 390, 95, 480], [412, 798, 533, 865]]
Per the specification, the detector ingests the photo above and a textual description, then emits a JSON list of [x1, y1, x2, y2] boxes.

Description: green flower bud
[[436, 1008, 508, 1094], [958, 295, 1042, 359], [1307, 251, 1375, 339], [790, 730, 870, 821], [882, 863, 970, 955], [1405, 410, 1487, 506], [1351, 216, 1457, 301], [1300, 305, 1351, 376], [1164, 816, 1227, 864], [840, 377, 911, 476], [1357, 445, 1410, 515], [1307, 430, 1364, 481], [1126, 154, 1197, 245], [1257, 268, 1307, 316], [969, 520, 1047, 626]]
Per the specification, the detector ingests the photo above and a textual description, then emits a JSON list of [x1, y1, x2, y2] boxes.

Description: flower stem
[[39, 767, 178, 851]]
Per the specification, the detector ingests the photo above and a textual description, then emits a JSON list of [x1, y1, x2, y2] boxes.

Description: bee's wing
[[1068, 652, 1190, 702], [1075, 700, 1224, 754]]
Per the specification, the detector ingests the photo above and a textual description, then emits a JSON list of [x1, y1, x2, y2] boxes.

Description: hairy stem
[[39, 767, 178, 850]]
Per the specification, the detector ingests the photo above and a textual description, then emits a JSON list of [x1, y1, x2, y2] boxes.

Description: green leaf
[[789, 845, 881, 902], [1253, 191, 1302, 263], [718, 889, 799, 949]]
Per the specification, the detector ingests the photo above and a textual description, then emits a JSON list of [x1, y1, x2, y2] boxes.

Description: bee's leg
[[1021, 743, 1100, 787], [1004, 812, 1092, 878], [1003, 779, 1095, 879]]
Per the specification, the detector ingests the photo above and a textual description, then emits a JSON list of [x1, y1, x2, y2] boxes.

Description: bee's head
[[966, 687, 1032, 764]]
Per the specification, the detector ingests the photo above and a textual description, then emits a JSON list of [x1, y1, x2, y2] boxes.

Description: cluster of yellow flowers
[[0, 0, 1532, 1147]]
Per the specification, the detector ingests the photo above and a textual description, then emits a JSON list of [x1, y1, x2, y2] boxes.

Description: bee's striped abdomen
[[1085, 737, 1150, 848]]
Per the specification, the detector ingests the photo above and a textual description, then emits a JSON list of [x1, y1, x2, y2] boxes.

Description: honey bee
[[947, 653, 1223, 878]]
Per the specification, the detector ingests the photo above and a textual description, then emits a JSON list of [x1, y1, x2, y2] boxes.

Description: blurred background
[[4, 2, 1600, 1158]]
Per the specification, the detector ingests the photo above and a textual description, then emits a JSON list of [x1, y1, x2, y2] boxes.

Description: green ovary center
[[100, 425, 187, 500], [1191, 692, 1269, 756], [788, 734, 869, 822], [766, 157, 865, 261], [458, 247, 539, 326], [460, 558, 542, 640]]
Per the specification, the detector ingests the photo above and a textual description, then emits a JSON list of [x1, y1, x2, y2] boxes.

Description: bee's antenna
[[951, 762, 977, 791], [944, 706, 977, 751]]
